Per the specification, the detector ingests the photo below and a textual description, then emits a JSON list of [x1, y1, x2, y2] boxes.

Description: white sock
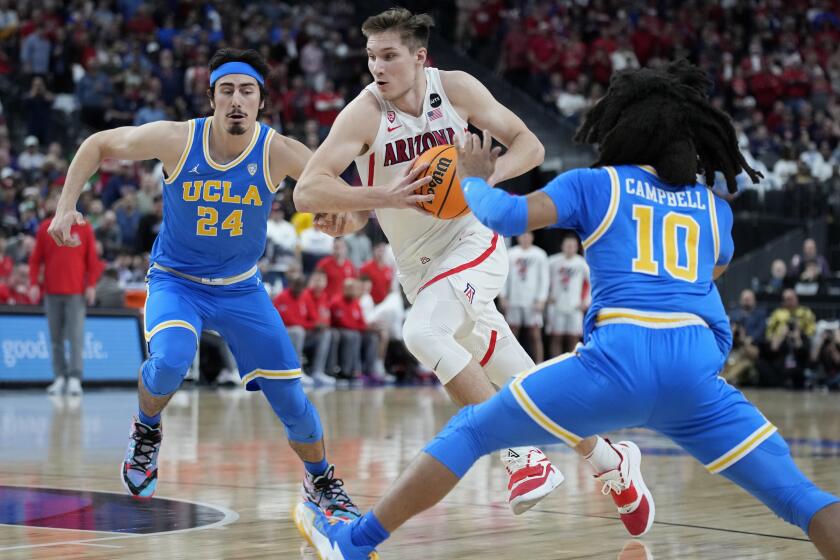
[[584, 437, 621, 474]]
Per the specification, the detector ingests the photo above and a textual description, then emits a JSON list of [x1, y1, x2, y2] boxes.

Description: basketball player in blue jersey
[[46, 48, 425, 518], [295, 60, 840, 559]]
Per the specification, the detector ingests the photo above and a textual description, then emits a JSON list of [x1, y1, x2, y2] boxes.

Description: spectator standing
[[29, 204, 100, 396], [501, 232, 549, 363], [546, 235, 589, 357]]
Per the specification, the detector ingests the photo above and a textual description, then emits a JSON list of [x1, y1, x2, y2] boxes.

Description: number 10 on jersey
[[632, 204, 699, 282]]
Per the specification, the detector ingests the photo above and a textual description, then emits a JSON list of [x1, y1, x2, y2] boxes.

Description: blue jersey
[[150, 117, 280, 278], [543, 165, 734, 353]]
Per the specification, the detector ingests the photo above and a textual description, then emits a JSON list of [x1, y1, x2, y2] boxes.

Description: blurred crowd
[[728, 237, 840, 390], [4, 1, 840, 388], [0, 1, 371, 303], [455, 0, 840, 219]]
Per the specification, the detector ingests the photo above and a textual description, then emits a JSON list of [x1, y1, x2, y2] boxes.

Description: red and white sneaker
[[502, 447, 564, 515], [595, 440, 655, 536]]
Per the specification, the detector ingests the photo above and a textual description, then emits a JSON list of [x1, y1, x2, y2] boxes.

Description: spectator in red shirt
[[29, 204, 100, 396], [274, 276, 335, 386], [359, 242, 394, 305], [312, 79, 345, 140], [6, 263, 37, 305], [329, 278, 375, 380], [316, 237, 357, 300]]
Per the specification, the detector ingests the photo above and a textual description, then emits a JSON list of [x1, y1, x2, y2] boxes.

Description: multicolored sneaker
[[293, 502, 379, 560], [302, 465, 360, 521], [121, 417, 162, 498], [595, 440, 655, 536], [503, 447, 564, 515]]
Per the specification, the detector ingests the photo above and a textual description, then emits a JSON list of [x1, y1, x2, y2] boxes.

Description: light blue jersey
[[151, 116, 280, 278], [543, 164, 734, 354]]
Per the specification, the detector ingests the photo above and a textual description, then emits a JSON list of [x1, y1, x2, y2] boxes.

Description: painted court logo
[[464, 283, 476, 304]]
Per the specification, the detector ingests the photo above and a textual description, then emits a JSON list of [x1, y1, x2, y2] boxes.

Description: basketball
[[412, 145, 470, 220]]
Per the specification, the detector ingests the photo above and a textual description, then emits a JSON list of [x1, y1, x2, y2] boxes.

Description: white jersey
[[354, 67, 487, 295], [503, 244, 549, 307], [547, 253, 590, 312]]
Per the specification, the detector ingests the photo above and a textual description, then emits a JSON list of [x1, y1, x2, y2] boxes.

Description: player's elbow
[[292, 181, 316, 213], [531, 137, 545, 167]]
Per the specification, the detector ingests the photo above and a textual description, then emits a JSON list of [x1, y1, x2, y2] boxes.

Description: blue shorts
[[143, 267, 300, 391], [505, 322, 773, 473]]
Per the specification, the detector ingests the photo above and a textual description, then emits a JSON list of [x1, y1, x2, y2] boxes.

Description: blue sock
[[304, 458, 329, 477], [350, 511, 390, 548], [138, 409, 161, 427]]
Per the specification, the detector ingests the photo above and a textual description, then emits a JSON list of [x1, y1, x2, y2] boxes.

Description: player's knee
[[142, 330, 196, 396], [723, 433, 840, 533], [424, 406, 489, 477], [257, 377, 323, 443]]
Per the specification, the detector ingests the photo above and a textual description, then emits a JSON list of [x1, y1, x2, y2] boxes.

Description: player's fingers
[[489, 146, 503, 162], [403, 162, 429, 183], [469, 132, 480, 154], [406, 175, 432, 191], [482, 129, 492, 153], [75, 214, 86, 225]]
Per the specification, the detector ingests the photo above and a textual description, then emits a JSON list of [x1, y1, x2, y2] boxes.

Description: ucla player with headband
[[295, 60, 840, 559], [47, 48, 364, 519]]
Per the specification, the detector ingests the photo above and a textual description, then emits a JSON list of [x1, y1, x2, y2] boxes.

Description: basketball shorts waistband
[[151, 263, 258, 286], [595, 308, 708, 329]]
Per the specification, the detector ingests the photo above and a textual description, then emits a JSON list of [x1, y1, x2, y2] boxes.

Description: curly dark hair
[[575, 59, 762, 193]]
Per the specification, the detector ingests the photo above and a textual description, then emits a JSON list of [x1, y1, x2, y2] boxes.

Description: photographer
[[722, 320, 761, 386], [812, 322, 840, 390], [765, 289, 816, 388]]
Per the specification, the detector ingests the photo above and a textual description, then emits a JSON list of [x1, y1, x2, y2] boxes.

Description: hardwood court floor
[[0, 386, 838, 559]]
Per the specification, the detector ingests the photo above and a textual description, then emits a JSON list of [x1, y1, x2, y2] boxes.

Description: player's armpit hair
[[575, 59, 762, 193]]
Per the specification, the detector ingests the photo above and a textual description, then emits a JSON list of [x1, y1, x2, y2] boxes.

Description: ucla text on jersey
[[150, 117, 280, 279]]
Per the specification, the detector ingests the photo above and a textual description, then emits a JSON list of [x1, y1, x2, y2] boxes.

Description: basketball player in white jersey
[[295, 8, 622, 514], [547, 234, 590, 356], [501, 232, 549, 363]]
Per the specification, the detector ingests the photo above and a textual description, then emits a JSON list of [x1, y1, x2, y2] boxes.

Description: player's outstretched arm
[[294, 93, 433, 214], [50, 121, 188, 246], [457, 131, 558, 236], [443, 70, 545, 185]]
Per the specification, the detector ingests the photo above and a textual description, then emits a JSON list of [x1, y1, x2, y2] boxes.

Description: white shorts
[[505, 305, 544, 328], [545, 307, 583, 336], [402, 230, 534, 385]]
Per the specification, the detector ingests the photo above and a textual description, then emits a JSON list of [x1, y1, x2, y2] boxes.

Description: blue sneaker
[[293, 502, 379, 560], [121, 417, 162, 498]]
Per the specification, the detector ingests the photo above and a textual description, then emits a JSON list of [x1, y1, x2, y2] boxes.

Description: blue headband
[[209, 61, 264, 87]]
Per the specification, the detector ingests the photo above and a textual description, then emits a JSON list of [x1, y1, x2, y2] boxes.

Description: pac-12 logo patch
[[387, 110, 396, 123], [430, 93, 442, 107], [247, 163, 258, 176], [464, 283, 476, 304]]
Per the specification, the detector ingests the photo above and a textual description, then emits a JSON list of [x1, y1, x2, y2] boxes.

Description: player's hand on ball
[[48, 209, 86, 247], [456, 130, 502, 182], [384, 162, 433, 210]]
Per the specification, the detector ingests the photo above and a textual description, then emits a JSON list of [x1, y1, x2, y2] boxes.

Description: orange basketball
[[412, 144, 470, 220]]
